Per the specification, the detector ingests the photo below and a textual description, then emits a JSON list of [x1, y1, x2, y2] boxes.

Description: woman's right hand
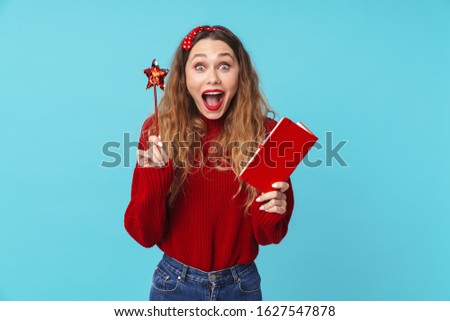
[[137, 135, 169, 168]]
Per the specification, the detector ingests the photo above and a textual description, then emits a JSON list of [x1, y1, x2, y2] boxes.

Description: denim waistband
[[161, 254, 256, 286]]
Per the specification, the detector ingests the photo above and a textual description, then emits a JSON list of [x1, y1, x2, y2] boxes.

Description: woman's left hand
[[256, 181, 290, 214]]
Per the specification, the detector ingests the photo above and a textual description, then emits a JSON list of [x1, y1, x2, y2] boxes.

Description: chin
[[202, 113, 221, 120]]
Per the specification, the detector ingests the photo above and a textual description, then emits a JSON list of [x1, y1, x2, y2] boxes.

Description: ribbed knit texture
[[124, 115, 294, 272]]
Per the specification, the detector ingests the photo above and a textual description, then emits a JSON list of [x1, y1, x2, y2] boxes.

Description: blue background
[[1, 0, 449, 300]]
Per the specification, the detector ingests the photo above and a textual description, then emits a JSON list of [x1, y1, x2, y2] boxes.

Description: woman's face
[[185, 39, 239, 120]]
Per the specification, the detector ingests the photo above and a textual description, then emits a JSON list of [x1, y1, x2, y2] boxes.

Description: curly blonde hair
[[148, 25, 274, 210]]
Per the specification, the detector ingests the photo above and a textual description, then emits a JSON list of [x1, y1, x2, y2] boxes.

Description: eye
[[195, 64, 205, 71], [219, 64, 230, 70]]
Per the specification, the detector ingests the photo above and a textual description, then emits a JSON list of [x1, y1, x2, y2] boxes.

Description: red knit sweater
[[124, 116, 294, 272]]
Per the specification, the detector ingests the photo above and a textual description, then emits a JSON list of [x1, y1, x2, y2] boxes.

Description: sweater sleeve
[[123, 116, 174, 248], [248, 117, 295, 245], [249, 178, 295, 246]]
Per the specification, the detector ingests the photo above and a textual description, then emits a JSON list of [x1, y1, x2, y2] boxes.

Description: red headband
[[181, 26, 223, 51]]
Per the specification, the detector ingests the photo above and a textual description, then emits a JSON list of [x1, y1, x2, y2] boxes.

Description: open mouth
[[202, 90, 224, 111]]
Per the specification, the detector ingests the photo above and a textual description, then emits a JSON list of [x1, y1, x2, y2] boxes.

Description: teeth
[[204, 92, 222, 95]]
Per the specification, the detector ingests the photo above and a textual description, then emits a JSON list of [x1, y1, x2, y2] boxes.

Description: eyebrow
[[191, 52, 234, 60]]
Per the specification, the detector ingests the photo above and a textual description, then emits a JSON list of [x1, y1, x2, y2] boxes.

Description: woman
[[124, 25, 294, 301]]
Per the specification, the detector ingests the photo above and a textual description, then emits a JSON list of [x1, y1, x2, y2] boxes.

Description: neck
[[199, 113, 225, 136]]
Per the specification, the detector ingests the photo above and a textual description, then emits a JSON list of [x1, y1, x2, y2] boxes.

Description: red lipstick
[[202, 90, 224, 111]]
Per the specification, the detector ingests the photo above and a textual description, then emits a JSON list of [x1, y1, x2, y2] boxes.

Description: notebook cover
[[239, 117, 318, 192]]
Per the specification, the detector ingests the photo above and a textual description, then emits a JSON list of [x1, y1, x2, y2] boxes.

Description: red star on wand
[[143, 59, 169, 135], [143, 59, 169, 90]]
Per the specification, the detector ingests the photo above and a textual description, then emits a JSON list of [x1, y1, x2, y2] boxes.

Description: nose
[[206, 69, 220, 85]]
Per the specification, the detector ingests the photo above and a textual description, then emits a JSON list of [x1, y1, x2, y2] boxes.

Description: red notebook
[[239, 117, 318, 192]]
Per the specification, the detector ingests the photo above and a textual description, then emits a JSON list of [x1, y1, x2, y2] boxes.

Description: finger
[[152, 144, 169, 167], [143, 149, 155, 167], [261, 198, 287, 212], [148, 135, 163, 147], [137, 149, 163, 168], [264, 205, 287, 214], [259, 200, 287, 214], [272, 199, 287, 208], [149, 135, 168, 165], [256, 191, 285, 203], [260, 199, 287, 210], [137, 149, 149, 167], [151, 143, 163, 164], [148, 148, 166, 167], [256, 191, 277, 202], [272, 181, 290, 193]]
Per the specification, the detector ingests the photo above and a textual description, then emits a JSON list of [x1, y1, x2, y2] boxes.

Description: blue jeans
[[149, 254, 263, 301]]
